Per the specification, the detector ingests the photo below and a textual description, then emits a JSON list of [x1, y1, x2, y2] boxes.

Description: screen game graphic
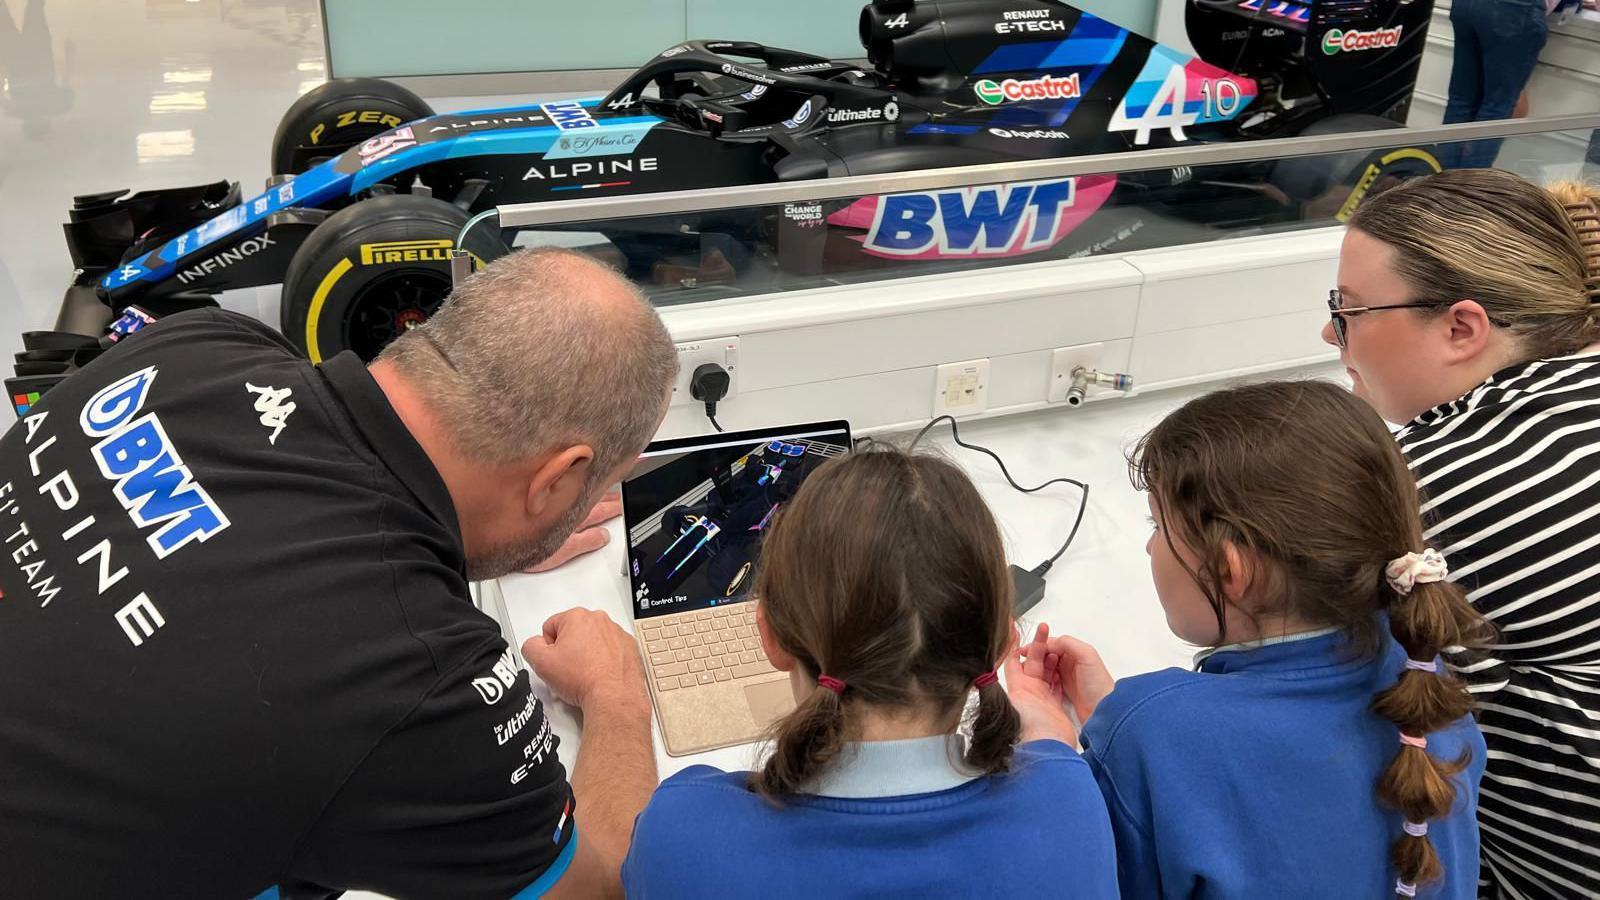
[[625, 431, 848, 618]]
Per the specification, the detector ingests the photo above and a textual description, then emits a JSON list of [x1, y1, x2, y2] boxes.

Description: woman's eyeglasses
[[1326, 290, 1447, 349]]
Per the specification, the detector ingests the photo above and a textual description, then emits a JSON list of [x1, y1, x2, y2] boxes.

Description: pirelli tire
[[279, 194, 506, 363], [270, 77, 434, 175], [1268, 115, 1442, 220]]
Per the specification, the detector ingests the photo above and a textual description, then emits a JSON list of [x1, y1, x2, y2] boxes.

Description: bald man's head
[[378, 247, 676, 480]]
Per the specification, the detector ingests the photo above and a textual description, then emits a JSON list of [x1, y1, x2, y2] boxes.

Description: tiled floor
[[0, 0, 594, 371], [1, 0, 329, 363]]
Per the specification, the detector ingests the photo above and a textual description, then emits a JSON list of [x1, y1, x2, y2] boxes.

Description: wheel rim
[[342, 268, 452, 360]]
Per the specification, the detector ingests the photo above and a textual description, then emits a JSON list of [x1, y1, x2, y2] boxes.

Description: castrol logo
[[1321, 26, 1403, 54], [973, 73, 1081, 105]]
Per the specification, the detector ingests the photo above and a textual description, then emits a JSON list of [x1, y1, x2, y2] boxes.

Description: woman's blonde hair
[[1348, 168, 1600, 360]]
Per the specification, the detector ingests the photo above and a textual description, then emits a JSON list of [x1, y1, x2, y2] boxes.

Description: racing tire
[[271, 78, 434, 176], [279, 194, 506, 363], [1269, 115, 1442, 219]]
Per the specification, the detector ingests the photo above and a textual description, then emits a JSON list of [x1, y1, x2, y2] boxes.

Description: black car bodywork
[[10, 0, 1438, 414]]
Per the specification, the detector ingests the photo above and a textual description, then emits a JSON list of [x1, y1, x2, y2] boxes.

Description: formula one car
[[633, 437, 841, 606], [10, 0, 1440, 414]]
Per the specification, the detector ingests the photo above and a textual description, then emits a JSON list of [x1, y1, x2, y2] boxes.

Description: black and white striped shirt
[[1397, 352, 1600, 900]]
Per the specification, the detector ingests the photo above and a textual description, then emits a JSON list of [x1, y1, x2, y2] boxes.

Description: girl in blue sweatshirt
[[622, 448, 1119, 898], [1036, 381, 1488, 899]]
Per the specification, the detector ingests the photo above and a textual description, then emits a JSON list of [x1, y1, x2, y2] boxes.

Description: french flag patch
[[553, 798, 572, 844]]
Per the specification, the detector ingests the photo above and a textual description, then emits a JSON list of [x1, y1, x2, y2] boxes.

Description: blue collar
[[1192, 625, 1343, 669], [805, 734, 980, 799], [1196, 627, 1366, 676]]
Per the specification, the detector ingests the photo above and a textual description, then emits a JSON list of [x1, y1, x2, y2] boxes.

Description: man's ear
[[525, 444, 595, 519], [1441, 299, 1496, 364], [756, 602, 796, 673]]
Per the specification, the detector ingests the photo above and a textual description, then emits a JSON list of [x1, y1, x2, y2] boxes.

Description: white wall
[[652, 227, 1343, 440]]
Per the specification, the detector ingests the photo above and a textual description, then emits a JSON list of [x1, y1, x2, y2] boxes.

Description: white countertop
[[494, 364, 1346, 777]]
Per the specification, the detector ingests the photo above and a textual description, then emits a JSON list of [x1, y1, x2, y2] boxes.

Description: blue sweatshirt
[[1081, 628, 1485, 899], [623, 737, 1119, 899]]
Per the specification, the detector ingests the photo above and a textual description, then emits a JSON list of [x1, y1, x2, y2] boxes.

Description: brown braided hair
[[751, 447, 1019, 799], [1129, 381, 1491, 896]]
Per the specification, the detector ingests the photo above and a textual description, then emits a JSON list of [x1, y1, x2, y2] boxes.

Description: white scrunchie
[[1385, 548, 1449, 595]]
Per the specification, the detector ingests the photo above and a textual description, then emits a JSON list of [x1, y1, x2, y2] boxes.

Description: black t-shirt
[[0, 310, 574, 899]]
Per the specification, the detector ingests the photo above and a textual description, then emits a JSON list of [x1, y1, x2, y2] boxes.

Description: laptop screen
[[622, 421, 851, 620]]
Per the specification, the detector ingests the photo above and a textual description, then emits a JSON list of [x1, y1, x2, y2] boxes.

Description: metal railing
[[495, 112, 1600, 228]]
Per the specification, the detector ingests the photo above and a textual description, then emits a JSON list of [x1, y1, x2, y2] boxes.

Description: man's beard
[[465, 487, 595, 580]]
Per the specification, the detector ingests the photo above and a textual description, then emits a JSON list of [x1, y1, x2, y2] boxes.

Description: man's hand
[[521, 607, 648, 712], [524, 491, 622, 574], [1046, 633, 1116, 725], [1004, 622, 1081, 748]]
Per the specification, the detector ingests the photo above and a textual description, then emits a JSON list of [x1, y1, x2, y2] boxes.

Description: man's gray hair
[[378, 247, 677, 479]]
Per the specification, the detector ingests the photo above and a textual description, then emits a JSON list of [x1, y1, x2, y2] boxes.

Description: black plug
[[1010, 563, 1048, 617], [690, 363, 731, 433]]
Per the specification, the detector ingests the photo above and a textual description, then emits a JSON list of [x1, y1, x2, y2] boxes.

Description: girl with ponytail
[[1032, 380, 1489, 898], [622, 447, 1119, 899], [1332, 168, 1600, 897]]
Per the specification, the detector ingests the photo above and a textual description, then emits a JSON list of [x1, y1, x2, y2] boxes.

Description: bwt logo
[[538, 100, 597, 131], [80, 367, 231, 559], [472, 648, 521, 705], [865, 180, 1078, 257]]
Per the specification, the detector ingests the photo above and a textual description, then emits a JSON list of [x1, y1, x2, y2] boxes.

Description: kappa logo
[[472, 648, 521, 705], [244, 383, 295, 446]]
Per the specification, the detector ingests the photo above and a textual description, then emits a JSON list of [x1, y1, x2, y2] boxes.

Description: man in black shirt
[[0, 248, 676, 898]]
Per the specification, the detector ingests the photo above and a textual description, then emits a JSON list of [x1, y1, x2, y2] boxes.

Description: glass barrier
[[495, 117, 1600, 309]]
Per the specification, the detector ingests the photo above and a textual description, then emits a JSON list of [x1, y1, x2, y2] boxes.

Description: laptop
[[622, 420, 852, 756]]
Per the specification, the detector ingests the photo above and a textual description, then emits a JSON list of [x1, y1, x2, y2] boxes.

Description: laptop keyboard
[[641, 604, 776, 691]]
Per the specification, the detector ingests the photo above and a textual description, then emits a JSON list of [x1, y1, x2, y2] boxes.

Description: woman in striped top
[[1326, 168, 1600, 899]]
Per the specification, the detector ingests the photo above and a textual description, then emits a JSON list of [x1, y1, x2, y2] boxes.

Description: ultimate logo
[[1321, 26, 1403, 54], [974, 73, 1082, 105]]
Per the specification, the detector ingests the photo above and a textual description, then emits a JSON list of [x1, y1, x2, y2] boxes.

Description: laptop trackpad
[[745, 679, 795, 726]]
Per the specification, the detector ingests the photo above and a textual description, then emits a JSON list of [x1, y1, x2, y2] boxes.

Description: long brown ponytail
[[1130, 380, 1491, 895], [752, 448, 1019, 798]]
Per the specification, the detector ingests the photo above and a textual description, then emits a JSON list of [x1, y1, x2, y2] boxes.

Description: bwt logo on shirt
[[80, 367, 231, 559], [473, 648, 520, 705]]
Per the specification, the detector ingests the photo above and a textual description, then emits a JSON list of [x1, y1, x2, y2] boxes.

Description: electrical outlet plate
[[932, 358, 990, 417], [1048, 342, 1104, 404], [671, 336, 740, 407]]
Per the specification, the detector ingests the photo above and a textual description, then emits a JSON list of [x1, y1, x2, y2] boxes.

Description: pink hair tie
[[973, 670, 999, 688], [1399, 733, 1427, 749], [1385, 548, 1449, 595], [1395, 880, 1418, 897], [816, 675, 847, 695], [1404, 659, 1439, 673]]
